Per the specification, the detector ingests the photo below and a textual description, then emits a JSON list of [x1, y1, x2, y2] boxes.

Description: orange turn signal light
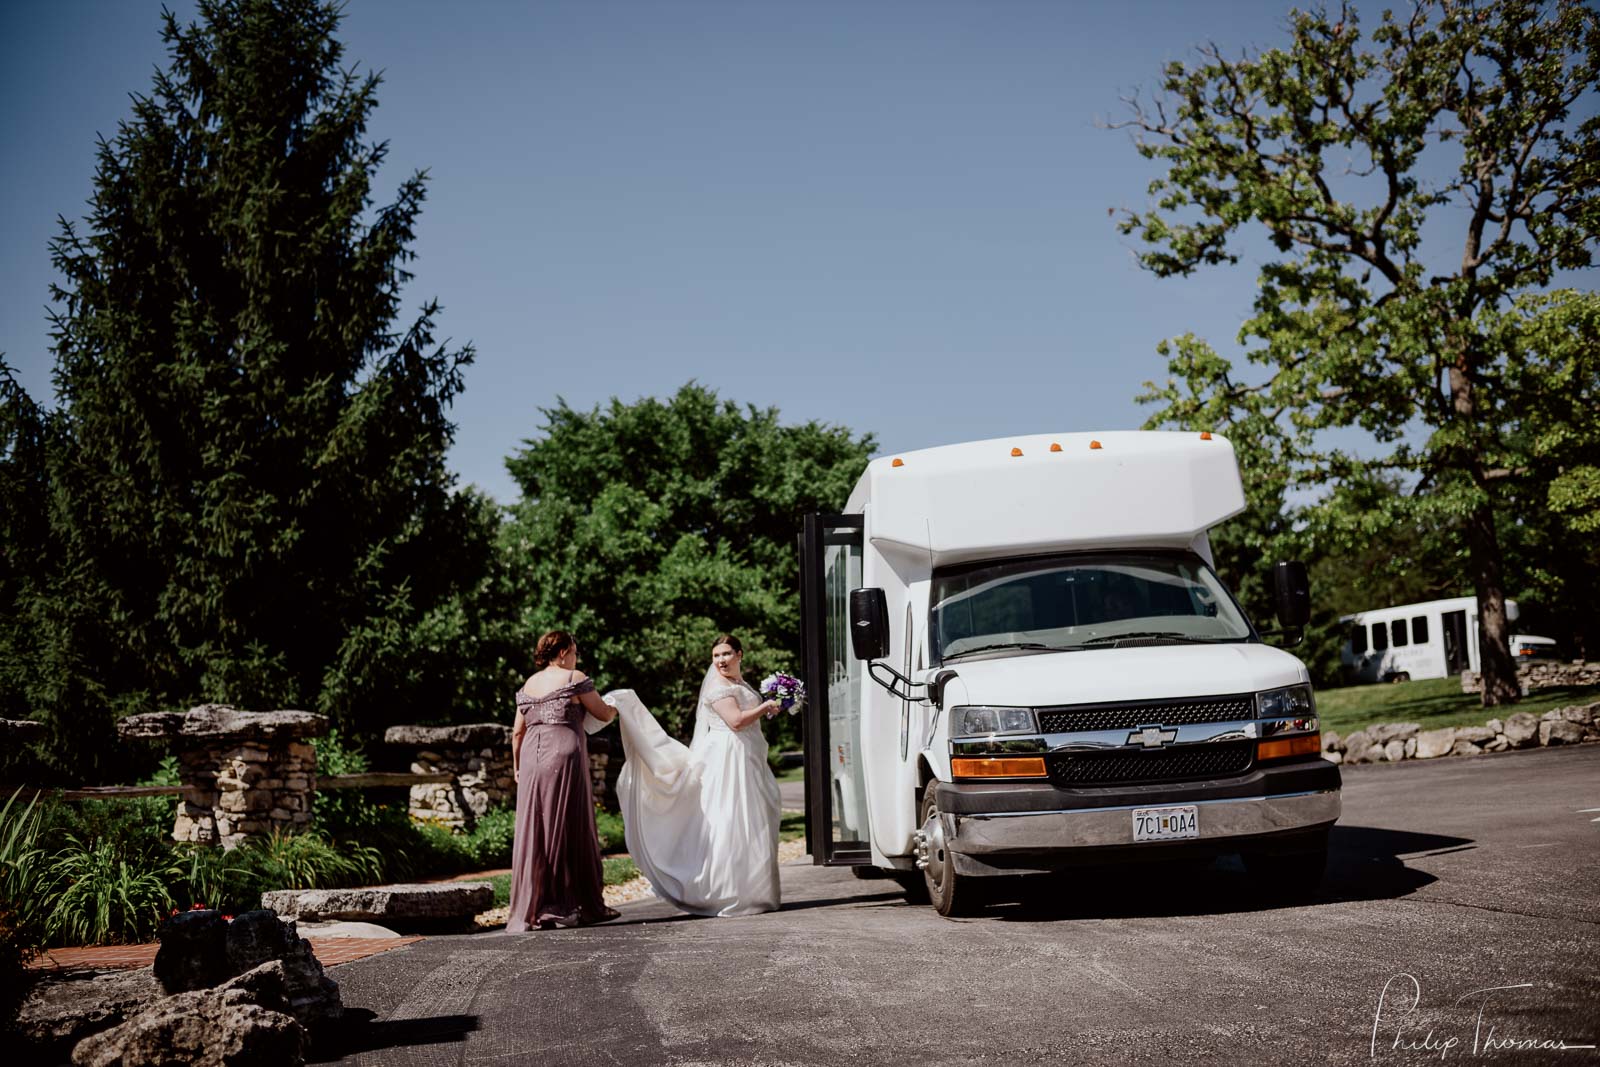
[[1049, 442, 1062, 452], [951, 756, 1048, 779], [1256, 733, 1321, 761], [1089, 439, 1103, 450], [1010, 447, 1023, 457], [1200, 431, 1213, 441], [891, 457, 903, 467]]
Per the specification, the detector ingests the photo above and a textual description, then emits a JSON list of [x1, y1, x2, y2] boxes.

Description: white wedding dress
[[603, 673, 781, 917]]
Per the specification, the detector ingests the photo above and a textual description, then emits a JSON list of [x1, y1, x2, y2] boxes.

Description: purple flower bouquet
[[758, 671, 806, 716]]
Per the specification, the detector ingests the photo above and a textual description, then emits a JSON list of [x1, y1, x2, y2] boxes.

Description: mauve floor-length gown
[[505, 677, 609, 931]]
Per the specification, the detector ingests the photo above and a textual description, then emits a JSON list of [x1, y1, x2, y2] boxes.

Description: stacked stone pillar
[[384, 724, 614, 830], [383, 724, 513, 831], [117, 704, 327, 849]]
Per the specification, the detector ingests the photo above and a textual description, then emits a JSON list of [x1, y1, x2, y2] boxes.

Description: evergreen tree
[[0, 0, 494, 780]]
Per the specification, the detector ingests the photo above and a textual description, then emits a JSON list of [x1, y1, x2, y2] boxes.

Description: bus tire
[[920, 781, 980, 918]]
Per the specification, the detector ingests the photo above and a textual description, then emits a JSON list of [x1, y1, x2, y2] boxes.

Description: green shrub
[[170, 843, 262, 914], [245, 828, 382, 891], [594, 808, 626, 854], [1, 790, 54, 1027], [45, 834, 180, 946], [39, 796, 174, 860], [464, 807, 515, 868], [0, 790, 54, 951]]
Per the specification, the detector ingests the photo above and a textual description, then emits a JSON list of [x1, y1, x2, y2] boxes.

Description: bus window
[[1391, 619, 1408, 647], [1351, 623, 1368, 654], [1412, 616, 1429, 644], [1372, 622, 1389, 651]]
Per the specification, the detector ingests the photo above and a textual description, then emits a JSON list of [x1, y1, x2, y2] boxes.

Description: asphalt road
[[317, 745, 1600, 1066]]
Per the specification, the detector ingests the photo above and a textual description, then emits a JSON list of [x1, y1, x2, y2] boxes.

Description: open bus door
[[798, 513, 872, 866]]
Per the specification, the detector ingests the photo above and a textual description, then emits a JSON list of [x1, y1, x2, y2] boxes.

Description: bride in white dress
[[601, 634, 783, 916]]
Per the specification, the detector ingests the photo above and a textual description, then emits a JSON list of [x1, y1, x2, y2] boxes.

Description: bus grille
[[1045, 742, 1255, 786], [1037, 694, 1255, 734]]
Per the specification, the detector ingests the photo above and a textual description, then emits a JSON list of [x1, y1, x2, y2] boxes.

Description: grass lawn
[[774, 764, 805, 783], [1315, 677, 1600, 737], [779, 811, 805, 842]]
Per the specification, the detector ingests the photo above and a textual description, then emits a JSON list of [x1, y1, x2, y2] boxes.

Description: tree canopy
[[1118, 0, 1600, 701], [500, 384, 874, 742], [0, 0, 494, 779]]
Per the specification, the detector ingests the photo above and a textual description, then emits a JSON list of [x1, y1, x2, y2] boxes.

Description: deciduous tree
[[1118, 0, 1600, 704], [501, 384, 873, 743]]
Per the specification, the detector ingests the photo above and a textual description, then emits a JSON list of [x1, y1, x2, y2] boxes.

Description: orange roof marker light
[[1089, 440, 1103, 450], [1049, 442, 1062, 452], [1200, 431, 1213, 441], [1010, 447, 1023, 457], [891, 457, 904, 467]]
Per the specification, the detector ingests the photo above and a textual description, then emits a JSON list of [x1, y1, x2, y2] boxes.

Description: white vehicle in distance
[[1339, 596, 1560, 683], [798, 431, 1339, 917]]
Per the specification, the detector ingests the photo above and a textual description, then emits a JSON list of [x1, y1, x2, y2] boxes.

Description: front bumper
[[936, 758, 1341, 875]]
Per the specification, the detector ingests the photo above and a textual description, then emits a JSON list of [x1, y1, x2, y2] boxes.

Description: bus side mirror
[[1273, 561, 1311, 629], [849, 587, 890, 660]]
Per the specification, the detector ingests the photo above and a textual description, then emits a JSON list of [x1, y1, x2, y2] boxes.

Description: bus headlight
[[1256, 684, 1315, 720], [950, 706, 1037, 737]]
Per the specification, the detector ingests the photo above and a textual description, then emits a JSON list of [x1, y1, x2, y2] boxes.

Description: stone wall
[[1460, 660, 1600, 694], [117, 705, 327, 849], [384, 724, 614, 830], [1322, 700, 1599, 765]]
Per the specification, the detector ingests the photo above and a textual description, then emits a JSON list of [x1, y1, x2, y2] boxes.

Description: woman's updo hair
[[534, 630, 576, 671], [710, 633, 742, 655]]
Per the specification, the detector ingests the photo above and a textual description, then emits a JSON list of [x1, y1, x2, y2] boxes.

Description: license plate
[[1132, 805, 1199, 842]]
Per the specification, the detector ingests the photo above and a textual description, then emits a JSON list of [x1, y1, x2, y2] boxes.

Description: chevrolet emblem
[[1129, 724, 1178, 749]]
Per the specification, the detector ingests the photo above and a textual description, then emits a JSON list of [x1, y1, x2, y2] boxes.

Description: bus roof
[[847, 431, 1246, 567]]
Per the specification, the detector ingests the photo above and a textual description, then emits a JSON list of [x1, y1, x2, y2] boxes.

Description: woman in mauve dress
[[505, 630, 621, 931]]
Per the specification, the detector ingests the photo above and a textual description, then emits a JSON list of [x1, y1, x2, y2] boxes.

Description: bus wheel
[[917, 782, 979, 918]]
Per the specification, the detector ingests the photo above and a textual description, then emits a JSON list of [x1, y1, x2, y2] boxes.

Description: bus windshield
[[930, 552, 1254, 664]]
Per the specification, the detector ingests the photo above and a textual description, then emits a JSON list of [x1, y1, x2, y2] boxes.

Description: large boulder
[[1341, 729, 1374, 764], [71, 962, 306, 1067], [1369, 722, 1420, 745], [1502, 712, 1541, 748], [1413, 728, 1458, 759], [1453, 726, 1497, 745], [260, 883, 493, 932], [153, 909, 340, 1026], [1540, 719, 1584, 746], [1542, 704, 1596, 727], [17, 968, 164, 1061]]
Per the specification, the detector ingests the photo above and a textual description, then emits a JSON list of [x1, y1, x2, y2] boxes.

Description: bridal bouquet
[[758, 671, 805, 716]]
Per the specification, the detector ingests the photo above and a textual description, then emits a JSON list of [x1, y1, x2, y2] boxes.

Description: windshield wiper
[[941, 642, 1055, 662], [1079, 631, 1212, 646]]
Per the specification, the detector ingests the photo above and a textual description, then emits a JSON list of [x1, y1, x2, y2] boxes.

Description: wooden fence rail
[[5, 772, 454, 803]]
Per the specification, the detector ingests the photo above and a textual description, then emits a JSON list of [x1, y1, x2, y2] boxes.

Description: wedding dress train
[[603, 680, 781, 917]]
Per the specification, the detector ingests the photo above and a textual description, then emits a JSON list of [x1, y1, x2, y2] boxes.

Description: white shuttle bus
[[799, 431, 1341, 916], [1339, 597, 1557, 683]]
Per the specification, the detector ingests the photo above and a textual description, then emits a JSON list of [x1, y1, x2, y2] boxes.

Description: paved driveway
[[317, 745, 1600, 1066]]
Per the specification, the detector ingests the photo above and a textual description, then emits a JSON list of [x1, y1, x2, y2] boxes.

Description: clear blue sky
[[3, 0, 1311, 503]]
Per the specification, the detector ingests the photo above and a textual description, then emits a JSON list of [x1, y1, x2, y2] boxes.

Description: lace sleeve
[[702, 683, 751, 707]]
